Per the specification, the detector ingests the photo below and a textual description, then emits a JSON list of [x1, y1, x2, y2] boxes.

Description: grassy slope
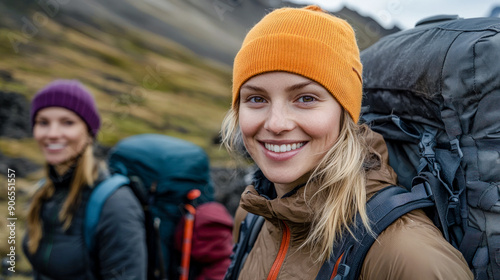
[[0, 11, 233, 158], [0, 6, 234, 276]]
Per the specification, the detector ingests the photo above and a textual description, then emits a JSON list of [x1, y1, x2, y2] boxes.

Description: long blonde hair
[[221, 105, 372, 263], [27, 144, 98, 254]]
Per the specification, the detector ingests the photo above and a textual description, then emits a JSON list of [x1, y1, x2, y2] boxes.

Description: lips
[[264, 142, 305, 153]]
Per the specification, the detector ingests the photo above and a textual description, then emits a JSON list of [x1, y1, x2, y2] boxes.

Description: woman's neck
[[274, 174, 310, 198], [54, 159, 77, 176]]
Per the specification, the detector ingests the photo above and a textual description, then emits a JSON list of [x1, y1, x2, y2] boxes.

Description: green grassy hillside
[[0, 5, 233, 158], [0, 5, 234, 276]]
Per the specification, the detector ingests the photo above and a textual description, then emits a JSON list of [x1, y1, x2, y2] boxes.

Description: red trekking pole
[[180, 189, 201, 280]]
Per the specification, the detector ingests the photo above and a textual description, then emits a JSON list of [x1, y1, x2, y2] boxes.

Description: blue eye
[[249, 96, 266, 103], [298, 96, 315, 103]]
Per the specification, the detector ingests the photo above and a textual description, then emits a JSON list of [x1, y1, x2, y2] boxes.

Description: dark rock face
[[211, 165, 255, 216], [0, 91, 31, 139], [0, 70, 14, 82], [0, 151, 41, 179]]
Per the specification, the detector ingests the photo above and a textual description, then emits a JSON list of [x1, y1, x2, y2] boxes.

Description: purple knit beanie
[[30, 79, 101, 136]]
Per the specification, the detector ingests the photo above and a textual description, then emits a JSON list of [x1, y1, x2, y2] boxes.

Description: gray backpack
[[361, 15, 500, 279]]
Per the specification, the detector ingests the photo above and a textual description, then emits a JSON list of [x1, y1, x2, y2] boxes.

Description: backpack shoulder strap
[[317, 183, 435, 280], [224, 212, 265, 280], [84, 173, 130, 254]]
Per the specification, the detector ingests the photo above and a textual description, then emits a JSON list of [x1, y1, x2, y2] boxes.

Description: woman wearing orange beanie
[[221, 5, 472, 280]]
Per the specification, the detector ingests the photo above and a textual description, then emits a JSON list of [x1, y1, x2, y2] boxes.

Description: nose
[[46, 123, 62, 139], [264, 103, 295, 135]]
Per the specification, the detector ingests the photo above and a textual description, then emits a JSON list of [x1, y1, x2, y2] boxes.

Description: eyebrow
[[241, 81, 315, 93], [240, 84, 266, 92], [286, 81, 314, 91]]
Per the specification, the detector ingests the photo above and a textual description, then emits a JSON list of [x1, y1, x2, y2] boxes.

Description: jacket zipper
[[266, 221, 290, 280], [43, 205, 59, 269]]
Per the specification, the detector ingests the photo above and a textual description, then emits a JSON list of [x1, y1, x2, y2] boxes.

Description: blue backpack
[[85, 134, 215, 280]]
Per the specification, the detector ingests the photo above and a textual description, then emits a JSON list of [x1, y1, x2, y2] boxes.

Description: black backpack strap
[[224, 212, 265, 280], [318, 184, 435, 280], [417, 130, 466, 246]]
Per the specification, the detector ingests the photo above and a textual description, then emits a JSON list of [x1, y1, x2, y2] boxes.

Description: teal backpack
[[85, 134, 215, 279]]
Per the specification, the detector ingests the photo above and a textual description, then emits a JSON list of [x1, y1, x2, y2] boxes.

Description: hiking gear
[[225, 127, 472, 280], [86, 133, 232, 280], [30, 79, 100, 136], [85, 173, 129, 253], [361, 15, 500, 279], [106, 133, 214, 279], [180, 189, 201, 280], [232, 5, 363, 122], [226, 185, 434, 280], [175, 202, 234, 280]]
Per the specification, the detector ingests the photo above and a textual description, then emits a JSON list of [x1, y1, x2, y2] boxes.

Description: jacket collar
[[240, 169, 317, 225]]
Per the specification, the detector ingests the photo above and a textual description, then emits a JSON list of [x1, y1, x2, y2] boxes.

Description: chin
[[261, 166, 311, 187], [45, 157, 66, 166], [262, 170, 302, 186]]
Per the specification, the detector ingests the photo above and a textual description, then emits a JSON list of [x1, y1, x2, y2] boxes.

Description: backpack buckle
[[333, 264, 351, 280], [449, 139, 463, 159], [419, 132, 436, 159]]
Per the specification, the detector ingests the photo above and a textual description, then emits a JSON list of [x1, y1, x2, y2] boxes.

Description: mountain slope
[[0, 0, 398, 165]]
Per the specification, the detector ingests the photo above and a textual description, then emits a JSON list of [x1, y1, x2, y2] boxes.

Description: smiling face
[[33, 107, 91, 168], [239, 72, 343, 196]]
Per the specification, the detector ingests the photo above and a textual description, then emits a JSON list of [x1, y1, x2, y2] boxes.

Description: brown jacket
[[233, 127, 473, 280]]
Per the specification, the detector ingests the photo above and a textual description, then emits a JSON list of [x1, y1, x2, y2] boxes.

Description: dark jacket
[[232, 127, 473, 279], [23, 166, 146, 280]]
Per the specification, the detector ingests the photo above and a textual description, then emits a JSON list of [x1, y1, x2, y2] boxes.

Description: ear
[[86, 131, 94, 145]]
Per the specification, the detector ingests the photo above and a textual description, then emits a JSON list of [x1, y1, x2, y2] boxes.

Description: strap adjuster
[[449, 138, 463, 159]]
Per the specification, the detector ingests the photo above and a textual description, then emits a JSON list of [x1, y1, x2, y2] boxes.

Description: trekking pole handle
[[180, 189, 200, 280], [187, 189, 201, 202], [180, 206, 196, 280]]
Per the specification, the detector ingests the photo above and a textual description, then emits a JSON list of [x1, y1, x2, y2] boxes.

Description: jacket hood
[[362, 125, 398, 197]]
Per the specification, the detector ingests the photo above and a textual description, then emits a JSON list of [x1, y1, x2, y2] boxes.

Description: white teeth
[[47, 144, 65, 150], [265, 142, 304, 153]]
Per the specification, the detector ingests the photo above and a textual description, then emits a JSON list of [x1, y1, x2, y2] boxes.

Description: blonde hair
[[27, 144, 98, 254], [221, 105, 372, 263], [302, 111, 371, 262]]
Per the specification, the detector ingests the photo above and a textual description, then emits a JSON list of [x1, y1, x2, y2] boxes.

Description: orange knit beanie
[[232, 5, 363, 122]]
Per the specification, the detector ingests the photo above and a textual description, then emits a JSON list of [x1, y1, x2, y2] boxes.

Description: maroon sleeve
[[175, 202, 234, 280]]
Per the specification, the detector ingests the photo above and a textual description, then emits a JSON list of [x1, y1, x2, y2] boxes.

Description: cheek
[[303, 114, 341, 146], [238, 111, 262, 157], [238, 109, 260, 139], [69, 126, 91, 149], [33, 126, 45, 145]]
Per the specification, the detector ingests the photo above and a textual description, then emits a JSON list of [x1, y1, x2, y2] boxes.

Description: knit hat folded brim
[[233, 34, 362, 121], [30, 80, 101, 136], [232, 5, 363, 123]]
